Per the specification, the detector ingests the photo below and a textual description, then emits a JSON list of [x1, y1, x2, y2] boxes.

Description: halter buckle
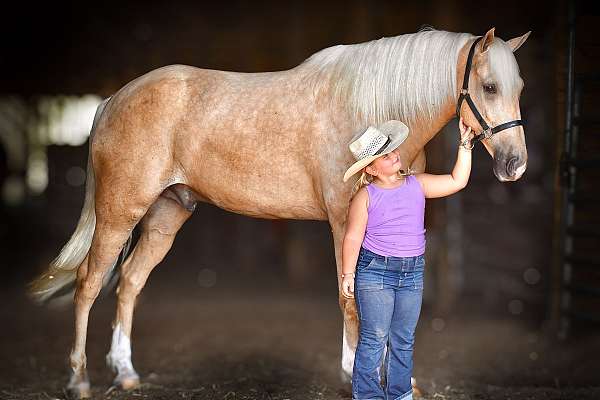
[[482, 128, 493, 139], [460, 88, 468, 95]]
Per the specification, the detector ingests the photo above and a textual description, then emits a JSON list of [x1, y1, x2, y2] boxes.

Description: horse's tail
[[28, 97, 133, 305]]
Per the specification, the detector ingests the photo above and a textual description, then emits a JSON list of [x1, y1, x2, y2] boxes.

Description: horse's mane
[[301, 28, 473, 128]]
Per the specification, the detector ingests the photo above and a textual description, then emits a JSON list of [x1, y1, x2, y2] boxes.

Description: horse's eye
[[483, 83, 497, 94]]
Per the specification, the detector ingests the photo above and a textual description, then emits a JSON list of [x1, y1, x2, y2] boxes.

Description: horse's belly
[[180, 151, 327, 220], [189, 178, 327, 220]]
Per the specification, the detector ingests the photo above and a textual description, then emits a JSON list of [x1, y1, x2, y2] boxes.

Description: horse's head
[[457, 28, 531, 182]]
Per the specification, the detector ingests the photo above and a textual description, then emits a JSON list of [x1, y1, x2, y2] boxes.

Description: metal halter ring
[[481, 128, 493, 139], [460, 137, 474, 150]]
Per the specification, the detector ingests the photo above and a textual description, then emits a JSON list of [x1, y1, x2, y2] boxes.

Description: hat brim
[[342, 126, 409, 183]]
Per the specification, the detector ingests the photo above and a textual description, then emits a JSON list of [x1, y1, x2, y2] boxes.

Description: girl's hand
[[341, 275, 355, 298], [459, 117, 474, 146]]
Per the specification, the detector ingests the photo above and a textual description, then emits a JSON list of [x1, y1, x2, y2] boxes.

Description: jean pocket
[[415, 255, 425, 270], [356, 255, 377, 272], [411, 269, 424, 290], [355, 270, 384, 290]]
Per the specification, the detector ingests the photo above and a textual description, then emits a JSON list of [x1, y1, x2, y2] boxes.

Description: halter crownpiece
[[456, 36, 524, 146]]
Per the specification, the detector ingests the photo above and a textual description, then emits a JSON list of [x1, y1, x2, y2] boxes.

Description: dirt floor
[[1, 268, 599, 400]]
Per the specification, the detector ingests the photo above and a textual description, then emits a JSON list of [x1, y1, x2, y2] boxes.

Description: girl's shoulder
[[348, 186, 370, 216], [411, 173, 426, 192], [355, 185, 370, 209]]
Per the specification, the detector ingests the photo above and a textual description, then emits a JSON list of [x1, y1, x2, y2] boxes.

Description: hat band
[[371, 136, 392, 157]]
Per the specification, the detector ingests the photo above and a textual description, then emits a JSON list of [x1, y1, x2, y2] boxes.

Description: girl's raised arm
[[415, 118, 473, 199]]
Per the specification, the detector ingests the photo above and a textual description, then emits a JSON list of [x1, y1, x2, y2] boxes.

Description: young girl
[[341, 117, 473, 400]]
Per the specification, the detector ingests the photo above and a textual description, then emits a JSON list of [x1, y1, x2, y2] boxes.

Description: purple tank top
[[362, 174, 426, 257]]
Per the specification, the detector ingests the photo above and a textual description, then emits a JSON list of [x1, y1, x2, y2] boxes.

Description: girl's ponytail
[[351, 170, 373, 198]]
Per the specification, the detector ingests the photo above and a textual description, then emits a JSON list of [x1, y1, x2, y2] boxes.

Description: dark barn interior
[[0, 0, 599, 399]]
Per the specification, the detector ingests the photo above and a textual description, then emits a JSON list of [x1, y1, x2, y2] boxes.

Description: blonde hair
[[350, 166, 415, 198], [302, 29, 473, 128]]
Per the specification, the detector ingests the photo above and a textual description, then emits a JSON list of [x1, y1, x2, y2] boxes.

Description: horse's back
[[90, 63, 332, 221]]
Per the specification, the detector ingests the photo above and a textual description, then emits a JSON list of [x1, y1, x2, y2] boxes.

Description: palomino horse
[[30, 27, 530, 398]]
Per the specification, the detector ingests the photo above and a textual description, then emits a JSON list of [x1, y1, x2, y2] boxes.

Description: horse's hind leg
[[107, 191, 194, 389], [68, 201, 148, 399]]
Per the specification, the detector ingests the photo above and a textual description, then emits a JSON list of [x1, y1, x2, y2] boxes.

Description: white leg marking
[[341, 323, 355, 382], [106, 323, 139, 384], [341, 320, 415, 388]]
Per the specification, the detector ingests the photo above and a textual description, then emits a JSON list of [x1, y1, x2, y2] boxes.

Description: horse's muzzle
[[493, 154, 527, 182]]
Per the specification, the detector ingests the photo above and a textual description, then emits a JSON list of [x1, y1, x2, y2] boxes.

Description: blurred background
[[0, 0, 598, 399]]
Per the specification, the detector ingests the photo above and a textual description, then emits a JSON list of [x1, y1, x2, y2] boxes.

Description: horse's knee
[[118, 271, 145, 300], [339, 294, 358, 318]]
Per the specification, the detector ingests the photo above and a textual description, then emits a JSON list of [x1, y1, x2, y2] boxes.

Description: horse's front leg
[[340, 291, 360, 383], [329, 218, 359, 382], [107, 195, 193, 389]]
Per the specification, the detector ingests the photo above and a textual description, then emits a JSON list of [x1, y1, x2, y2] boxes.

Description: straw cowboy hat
[[342, 120, 409, 182]]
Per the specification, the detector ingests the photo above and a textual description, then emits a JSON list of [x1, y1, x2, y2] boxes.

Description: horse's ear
[[479, 27, 495, 54], [506, 31, 531, 52]]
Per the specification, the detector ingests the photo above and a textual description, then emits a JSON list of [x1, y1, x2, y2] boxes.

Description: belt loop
[[384, 256, 388, 265]]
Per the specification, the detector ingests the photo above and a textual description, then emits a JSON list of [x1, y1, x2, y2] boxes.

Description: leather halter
[[456, 36, 524, 146]]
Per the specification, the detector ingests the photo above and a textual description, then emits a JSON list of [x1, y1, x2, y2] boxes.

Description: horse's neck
[[401, 101, 456, 165], [300, 42, 460, 160], [416, 100, 457, 143], [309, 59, 459, 148]]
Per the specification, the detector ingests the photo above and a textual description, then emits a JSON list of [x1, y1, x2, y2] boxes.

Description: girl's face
[[366, 151, 402, 176]]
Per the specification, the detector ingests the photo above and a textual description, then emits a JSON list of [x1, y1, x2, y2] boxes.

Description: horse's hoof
[[411, 377, 425, 398], [66, 382, 91, 399], [413, 386, 423, 397], [115, 372, 140, 391]]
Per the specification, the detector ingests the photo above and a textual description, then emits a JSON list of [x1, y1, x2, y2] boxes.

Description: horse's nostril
[[506, 157, 518, 176]]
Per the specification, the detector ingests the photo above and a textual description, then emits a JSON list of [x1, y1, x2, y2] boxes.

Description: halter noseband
[[456, 36, 524, 146]]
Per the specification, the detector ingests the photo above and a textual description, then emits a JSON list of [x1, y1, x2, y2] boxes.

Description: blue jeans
[[352, 246, 424, 400]]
